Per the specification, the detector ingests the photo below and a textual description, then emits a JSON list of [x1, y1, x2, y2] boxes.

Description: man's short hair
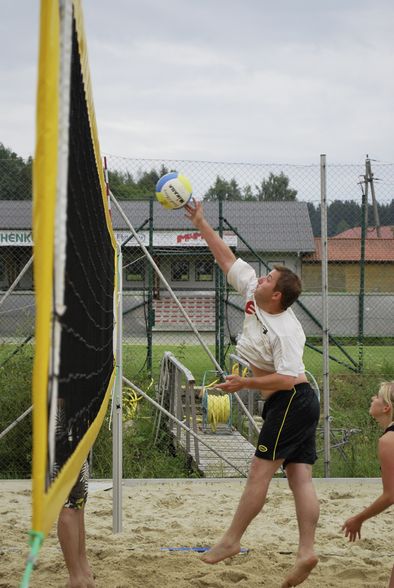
[[273, 265, 302, 310]]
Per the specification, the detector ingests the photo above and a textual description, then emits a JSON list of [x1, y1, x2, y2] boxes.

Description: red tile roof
[[304, 237, 394, 262]]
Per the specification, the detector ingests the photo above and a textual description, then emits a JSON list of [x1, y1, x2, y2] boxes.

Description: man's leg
[[281, 463, 319, 587], [201, 456, 282, 564], [58, 507, 95, 588], [389, 565, 394, 588]]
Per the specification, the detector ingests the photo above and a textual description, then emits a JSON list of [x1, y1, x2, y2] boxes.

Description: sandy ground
[[0, 478, 393, 588]]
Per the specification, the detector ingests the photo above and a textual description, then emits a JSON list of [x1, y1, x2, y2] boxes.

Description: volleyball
[[155, 171, 193, 210]]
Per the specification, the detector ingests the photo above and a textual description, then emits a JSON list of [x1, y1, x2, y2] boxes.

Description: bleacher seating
[[153, 295, 215, 331]]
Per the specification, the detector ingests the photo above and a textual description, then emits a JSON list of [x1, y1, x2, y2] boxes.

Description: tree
[[0, 143, 32, 200], [203, 176, 243, 201], [307, 199, 394, 237], [255, 172, 297, 201], [328, 200, 362, 236], [241, 184, 256, 201], [307, 202, 321, 236], [108, 165, 170, 200]]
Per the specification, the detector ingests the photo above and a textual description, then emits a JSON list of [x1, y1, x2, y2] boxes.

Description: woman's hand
[[342, 515, 363, 542]]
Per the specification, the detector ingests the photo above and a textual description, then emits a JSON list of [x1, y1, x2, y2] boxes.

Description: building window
[[171, 260, 189, 281], [125, 256, 145, 282], [196, 259, 213, 282]]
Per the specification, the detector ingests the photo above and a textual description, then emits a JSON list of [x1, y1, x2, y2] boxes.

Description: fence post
[[147, 194, 154, 376], [320, 154, 330, 477], [112, 244, 123, 533], [358, 160, 368, 373], [218, 192, 225, 368]]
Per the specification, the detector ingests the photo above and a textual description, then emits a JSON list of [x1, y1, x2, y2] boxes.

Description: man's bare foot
[[67, 572, 95, 588], [281, 554, 318, 587], [200, 541, 241, 564], [86, 574, 96, 588], [67, 577, 88, 588]]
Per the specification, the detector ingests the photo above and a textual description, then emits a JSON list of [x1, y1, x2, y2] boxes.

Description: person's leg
[[201, 456, 282, 564], [281, 463, 319, 587], [77, 508, 95, 587], [58, 507, 87, 588], [58, 506, 95, 588], [389, 564, 394, 588]]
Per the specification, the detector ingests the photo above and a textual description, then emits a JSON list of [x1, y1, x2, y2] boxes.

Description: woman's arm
[[342, 434, 394, 541]]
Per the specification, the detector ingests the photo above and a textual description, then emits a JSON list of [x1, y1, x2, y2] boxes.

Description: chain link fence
[[1, 154, 393, 478]]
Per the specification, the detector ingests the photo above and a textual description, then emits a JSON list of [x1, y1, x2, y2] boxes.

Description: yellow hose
[[206, 394, 231, 432], [123, 387, 142, 420]]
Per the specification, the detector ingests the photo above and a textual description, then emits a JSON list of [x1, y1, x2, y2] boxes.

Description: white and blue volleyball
[[155, 171, 193, 210]]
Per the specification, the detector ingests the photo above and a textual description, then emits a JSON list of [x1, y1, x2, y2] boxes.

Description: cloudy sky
[[2, 0, 394, 165]]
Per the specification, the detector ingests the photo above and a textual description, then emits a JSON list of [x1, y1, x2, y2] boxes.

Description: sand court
[[0, 478, 392, 588]]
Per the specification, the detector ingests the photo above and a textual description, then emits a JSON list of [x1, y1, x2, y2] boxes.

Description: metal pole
[[111, 192, 222, 375], [0, 405, 33, 440], [358, 160, 368, 373], [122, 376, 248, 477], [215, 263, 220, 365], [366, 158, 381, 238], [110, 193, 259, 433], [218, 194, 225, 368], [320, 154, 330, 477], [147, 195, 154, 376], [112, 245, 123, 533], [0, 255, 34, 309]]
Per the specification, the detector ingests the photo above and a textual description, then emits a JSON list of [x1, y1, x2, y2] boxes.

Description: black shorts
[[255, 382, 320, 468]]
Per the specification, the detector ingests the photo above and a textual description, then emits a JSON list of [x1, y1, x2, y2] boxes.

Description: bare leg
[[77, 509, 95, 587], [281, 463, 319, 587], [58, 507, 95, 588], [201, 456, 282, 564], [389, 565, 394, 588]]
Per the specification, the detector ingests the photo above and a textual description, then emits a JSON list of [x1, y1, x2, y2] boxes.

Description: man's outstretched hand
[[184, 198, 204, 228]]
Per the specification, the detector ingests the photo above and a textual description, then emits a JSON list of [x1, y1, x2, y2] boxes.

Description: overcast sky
[[2, 1, 394, 165]]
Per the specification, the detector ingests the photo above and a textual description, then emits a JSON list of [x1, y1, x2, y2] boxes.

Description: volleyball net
[[28, 0, 117, 572]]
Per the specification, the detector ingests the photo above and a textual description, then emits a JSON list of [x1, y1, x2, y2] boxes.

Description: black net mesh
[[54, 15, 115, 464]]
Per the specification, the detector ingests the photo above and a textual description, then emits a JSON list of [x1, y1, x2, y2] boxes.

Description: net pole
[[320, 154, 330, 477], [112, 244, 123, 533], [48, 0, 73, 475], [110, 193, 259, 435]]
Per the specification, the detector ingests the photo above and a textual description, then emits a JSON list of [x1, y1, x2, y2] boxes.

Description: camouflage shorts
[[55, 404, 89, 510]]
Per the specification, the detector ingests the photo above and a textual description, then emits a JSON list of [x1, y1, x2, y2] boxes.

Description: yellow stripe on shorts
[[272, 388, 297, 460]]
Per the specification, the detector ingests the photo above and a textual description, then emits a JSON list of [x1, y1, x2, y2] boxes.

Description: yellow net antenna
[[22, 1, 117, 585]]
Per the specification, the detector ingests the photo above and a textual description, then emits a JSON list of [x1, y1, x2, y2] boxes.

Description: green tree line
[[308, 200, 394, 237], [0, 142, 298, 202], [1, 142, 394, 236]]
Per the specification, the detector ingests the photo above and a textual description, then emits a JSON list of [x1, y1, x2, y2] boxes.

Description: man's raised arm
[[184, 199, 236, 275]]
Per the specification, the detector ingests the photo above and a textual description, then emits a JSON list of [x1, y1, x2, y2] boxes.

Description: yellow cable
[[232, 363, 248, 377], [123, 387, 142, 420], [232, 363, 239, 375], [206, 394, 231, 432]]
